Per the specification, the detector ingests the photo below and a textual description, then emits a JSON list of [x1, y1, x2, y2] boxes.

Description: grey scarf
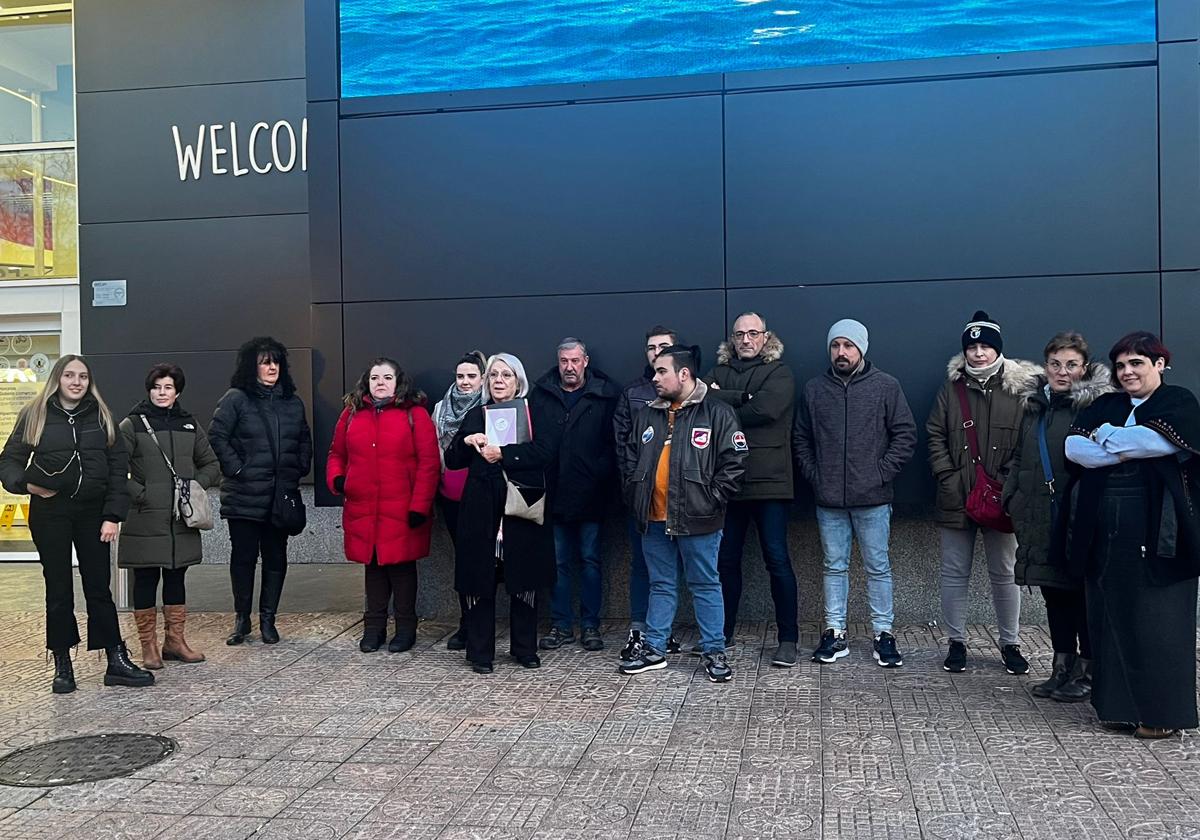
[[436, 383, 482, 450]]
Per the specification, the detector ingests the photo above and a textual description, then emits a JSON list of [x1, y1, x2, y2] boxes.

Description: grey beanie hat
[[828, 319, 869, 355]]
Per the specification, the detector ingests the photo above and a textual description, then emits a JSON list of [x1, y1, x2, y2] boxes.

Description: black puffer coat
[[1003, 365, 1113, 588], [208, 384, 312, 521], [118, 400, 221, 569], [0, 395, 129, 522], [532, 367, 620, 522]]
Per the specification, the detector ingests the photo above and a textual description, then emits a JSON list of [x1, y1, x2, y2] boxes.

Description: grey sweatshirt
[[792, 363, 917, 508]]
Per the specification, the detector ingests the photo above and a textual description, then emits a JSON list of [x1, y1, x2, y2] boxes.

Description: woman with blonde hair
[[0, 355, 154, 693]]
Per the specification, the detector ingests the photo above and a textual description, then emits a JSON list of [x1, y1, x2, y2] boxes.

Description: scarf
[[436, 383, 481, 450], [965, 354, 1005, 385]]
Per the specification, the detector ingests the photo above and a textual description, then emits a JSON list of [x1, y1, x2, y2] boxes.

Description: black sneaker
[[581, 627, 604, 652], [943, 640, 967, 673], [812, 629, 848, 663], [619, 629, 642, 662], [666, 636, 682, 654], [703, 651, 733, 683], [1001, 644, 1029, 675], [873, 632, 903, 668], [617, 643, 667, 675], [539, 627, 575, 650]]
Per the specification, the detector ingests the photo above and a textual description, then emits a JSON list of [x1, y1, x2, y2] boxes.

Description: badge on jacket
[[641, 426, 654, 444], [732, 431, 748, 451], [691, 428, 711, 449]]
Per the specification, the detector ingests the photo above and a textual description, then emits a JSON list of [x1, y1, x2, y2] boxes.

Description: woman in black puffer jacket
[[0, 355, 153, 694], [209, 337, 312, 646]]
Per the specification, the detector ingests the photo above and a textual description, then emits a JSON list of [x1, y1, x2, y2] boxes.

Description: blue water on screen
[[340, 0, 1156, 98]]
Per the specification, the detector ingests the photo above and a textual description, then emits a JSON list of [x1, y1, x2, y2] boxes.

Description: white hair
[[482, 353, 530, 403]]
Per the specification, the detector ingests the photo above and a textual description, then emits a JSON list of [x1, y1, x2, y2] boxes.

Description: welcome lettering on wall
[[171, 119, 308, 181]]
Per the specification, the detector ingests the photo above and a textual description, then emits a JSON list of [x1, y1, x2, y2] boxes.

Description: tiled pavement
[[0, 613, 1198, 839]]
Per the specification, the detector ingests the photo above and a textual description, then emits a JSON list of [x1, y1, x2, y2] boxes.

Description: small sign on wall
[[92, 280, 127, 307]]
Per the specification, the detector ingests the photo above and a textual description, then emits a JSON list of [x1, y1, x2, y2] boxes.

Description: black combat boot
[[1031, 652, 1074, 698], [103, 642, 155, 687], [51, 649, 75, 694]]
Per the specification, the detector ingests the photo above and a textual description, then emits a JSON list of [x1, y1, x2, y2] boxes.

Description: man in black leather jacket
[[618, 346, 746, 683]]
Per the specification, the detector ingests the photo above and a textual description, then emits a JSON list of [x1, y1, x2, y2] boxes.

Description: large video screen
[[340, 0, 1156, 99]]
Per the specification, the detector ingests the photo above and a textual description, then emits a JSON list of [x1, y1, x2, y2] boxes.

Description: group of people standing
[[3, 314, 1198, 738]]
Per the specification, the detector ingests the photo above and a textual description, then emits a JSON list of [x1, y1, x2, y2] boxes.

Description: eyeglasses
[[489, 370, 516, 381], [733, 330, 765, 340], [1046, 361, 1082, 373]]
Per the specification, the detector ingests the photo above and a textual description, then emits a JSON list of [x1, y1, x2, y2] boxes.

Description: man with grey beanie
[[793, 319, 916, 667]]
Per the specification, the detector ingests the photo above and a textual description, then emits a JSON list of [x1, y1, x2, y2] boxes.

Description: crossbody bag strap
[[954, 379, 983, 466], [140, 415, 178, 477], [1036, 413, 1055, 496]]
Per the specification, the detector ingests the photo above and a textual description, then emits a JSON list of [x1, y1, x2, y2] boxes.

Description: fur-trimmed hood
[[945, 353, 1041, 397], [1019, 362, 1115, 412], [716, 333, 784, 366]]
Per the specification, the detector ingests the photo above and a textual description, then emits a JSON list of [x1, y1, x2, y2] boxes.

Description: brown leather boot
[[133, 608, 163, 670], [161, 605, 205, 663]]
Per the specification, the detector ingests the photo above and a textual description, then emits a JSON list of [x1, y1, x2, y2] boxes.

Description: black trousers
[[227, 518, 289, 616], [364, 560, 418, 637], [132, 567, 187, 609], [29, 495, 121, 651], [463, 584, 538, 666], [437, 495, 470, 631], [1041, 585, 1091, 658]]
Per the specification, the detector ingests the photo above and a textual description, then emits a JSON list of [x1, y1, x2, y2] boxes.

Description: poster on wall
[[340, 0, 1158, 98]]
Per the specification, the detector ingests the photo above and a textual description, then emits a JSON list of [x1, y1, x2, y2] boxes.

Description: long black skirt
[[1086, 464, 1198, 730]]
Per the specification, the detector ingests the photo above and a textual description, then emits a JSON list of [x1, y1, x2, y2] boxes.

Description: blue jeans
[[551, 521, 602, 631], [628, 514, 686, 632], [716, 500, 799, 642], [642, 522, 725, 654], [815, 504, 895, 635]]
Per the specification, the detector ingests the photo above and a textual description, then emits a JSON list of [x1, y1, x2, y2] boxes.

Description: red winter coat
[[326, 400, 440, 565]]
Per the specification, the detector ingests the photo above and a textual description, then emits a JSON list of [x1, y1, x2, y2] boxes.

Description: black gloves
[[333, 475, 345, 494], [408, 511, 428, 528]]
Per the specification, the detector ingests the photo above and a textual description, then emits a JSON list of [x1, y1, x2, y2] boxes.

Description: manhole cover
[[0, 734, 176, 786]]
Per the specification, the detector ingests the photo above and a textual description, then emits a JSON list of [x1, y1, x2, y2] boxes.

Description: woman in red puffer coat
[[327, 357, 440, 653]]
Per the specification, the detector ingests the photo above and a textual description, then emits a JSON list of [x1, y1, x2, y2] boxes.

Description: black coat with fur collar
[[1002, 364, 1113, 588], [926, 354, 1041, 529]]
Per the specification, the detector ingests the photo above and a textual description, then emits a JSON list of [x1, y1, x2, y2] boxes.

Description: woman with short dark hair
[[1004, 332, 1112, 701], [118, 362, 221, 668], [209, 337, 313, 645], [1066, 331, 1200, 738]]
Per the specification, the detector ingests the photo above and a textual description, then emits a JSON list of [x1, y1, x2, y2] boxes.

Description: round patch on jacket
[[732, 431, 748, 451], [691, 428, 711, 449], [641, 426, 654, 444]]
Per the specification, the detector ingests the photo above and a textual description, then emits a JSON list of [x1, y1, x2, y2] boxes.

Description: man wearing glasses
[[704, 312, 800, 666]]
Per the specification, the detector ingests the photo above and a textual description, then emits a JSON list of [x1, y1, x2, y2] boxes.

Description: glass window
[[0, 9, 74, 145], [0, 148, 77, 281], [0, 332, 60, 545]]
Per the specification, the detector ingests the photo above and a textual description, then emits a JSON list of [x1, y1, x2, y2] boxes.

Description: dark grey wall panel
[[1163, 272, 1200, 397], [80, 215, 311, 354], [727, 273, 1160, 511], [305, 0, 339, 102], [77, 80, 308, 224], [312, 303, 344, 506], [75, 0, 304, 93], [1159, 0, 1200, 42], [343, 290, 726, 403], [308, 101, 342, 303], [85, 349, 314, 445], [340, 97, 724, 301], [725, 66, 1159, 287], [1160, 42, 1200, 271]]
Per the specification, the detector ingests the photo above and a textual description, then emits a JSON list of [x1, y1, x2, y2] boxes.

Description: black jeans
[[717, 499, 800, 642], [132, 567, 187, 609], [29, 495, 121, 651], [1042, 585, 1091, 658], [227, 518, 289, 616], [364, 560, 418, 637], [463, 585, 538, 666]]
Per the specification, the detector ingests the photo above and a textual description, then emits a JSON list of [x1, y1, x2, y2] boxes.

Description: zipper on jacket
[[842, 378, 849, 508]]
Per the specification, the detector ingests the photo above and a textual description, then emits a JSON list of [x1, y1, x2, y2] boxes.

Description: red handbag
[[954, 379, 1014, 533]]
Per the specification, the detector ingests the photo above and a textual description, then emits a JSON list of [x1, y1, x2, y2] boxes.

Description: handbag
[[139, 415, 214, 530], [503, 471, 545, 525], [252, 402, 307, 536], [954, 380, 1013, 533]]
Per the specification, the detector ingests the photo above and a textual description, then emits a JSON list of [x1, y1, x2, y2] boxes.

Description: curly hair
[[230, 336, 296, 397], [344, 357, 426, 414]]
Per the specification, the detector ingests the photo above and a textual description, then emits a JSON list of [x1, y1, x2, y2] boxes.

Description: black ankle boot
[[1031, 652, 1074, 698], [226, 614, 251, 646], [1051, 657, 1092, 703], [446, 628, 466, 651], [359, 627, 385, 653], [260, 612, 280, 645], [51, 649, 75, 694], [104, 642, 155, 688], [388, 631, 416, 653]]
